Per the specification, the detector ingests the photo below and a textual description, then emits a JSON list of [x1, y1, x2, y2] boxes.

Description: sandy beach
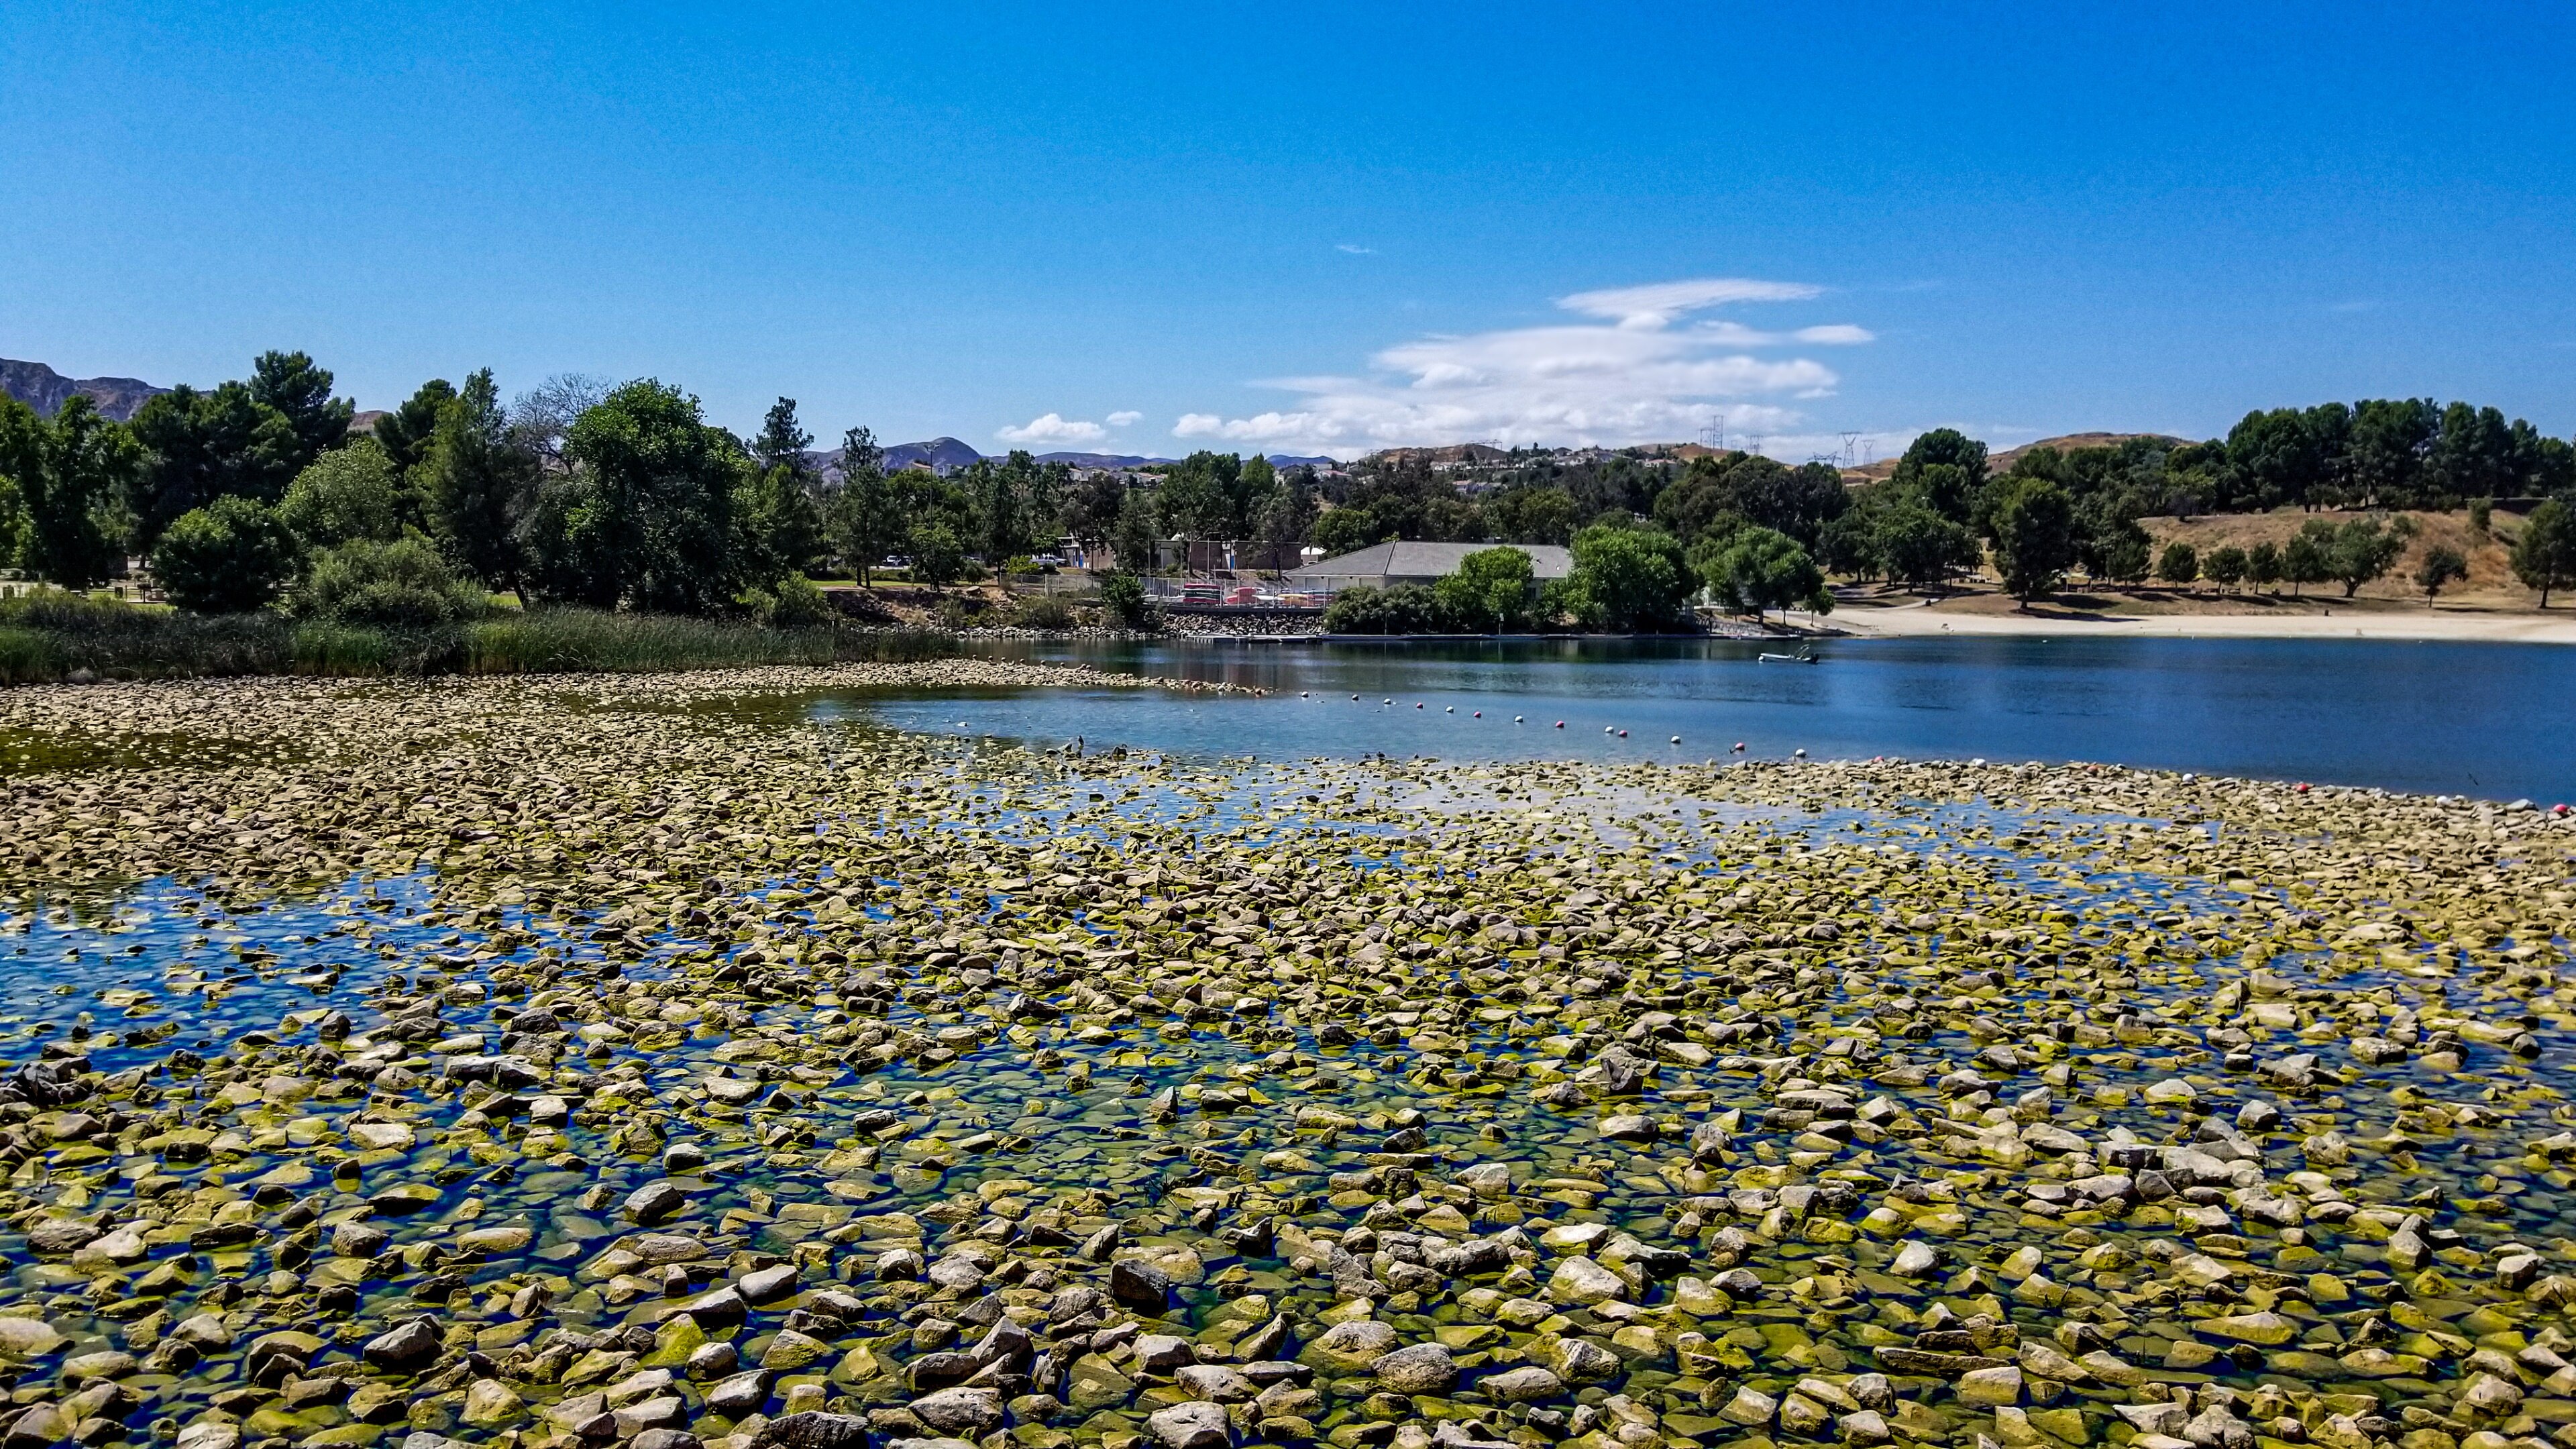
[[1815, 597, 2576, 643]]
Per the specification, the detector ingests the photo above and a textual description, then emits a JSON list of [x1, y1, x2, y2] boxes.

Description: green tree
[[2414, 544, 2468, 598], [371, 378, 456, 479], [1889, 429, 1988, 523], [1065, 469, 1128, 552], [1435, 547, 1537, 633], [278, 438, 403, 549], [1252, 476, 1318, 568], [2284, 523, 2332, 597], [250, 350, 356, 466], [1872, 500, 1980, 589], [2082, 509, 2153, 584], [153, 496, 300, 614], [421, 370, 537, 595], [827, 427, 903, 584], [296, 536, 488, 627], [908, 521, 967, 586], [1098, 570, 1155, 630], [2247, 541, 2283, 592], [753, 398, 814, 478], [0, 395, 141, 589], [1112, 490, 1160, 574], [742, 460, 827, 588], [2349, 398, 2438, 507], [2430, 402, 2516, 502], [1564, 523, 1691, 632], [2325, 517, 2406, 596], [125, 353, 352, 551], [2510, 499, 2576, 606], [1698, 525, 1830, 624], [523, 379, 748, 613], [2156, 541, 2199, 588], [1155, 455, 1236, 541], [2204, 545, 2249, 590], [1487, 485, 1578, 545], [0, 471, 24, 570], [1309, 506, 1385, 558], [1989, 478, 2076, 604]]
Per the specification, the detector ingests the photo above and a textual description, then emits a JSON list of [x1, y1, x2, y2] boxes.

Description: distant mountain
[[1033, 451, 1158, 469], [0, 358, 168, 422], [880, 437, 983, 475]]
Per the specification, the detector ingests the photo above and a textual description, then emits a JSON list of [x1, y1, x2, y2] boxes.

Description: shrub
[[1011, 593, 1075, 629], [737, 572, 832, 629], [154, 497, 301, 614], [2414, 545, 2468, 598], [1099, 571, 1156, 630], [2203, 545, 2249, 590], [1324, 583, 1451, 634], [297, 537, 489, 628], [278, 439, 403, 549]]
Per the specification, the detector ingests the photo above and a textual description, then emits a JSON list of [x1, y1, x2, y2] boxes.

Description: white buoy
[[1793, 747, 1808, 758], [1515, 716, 1524, 724], [1671, 735, 1681, 745]]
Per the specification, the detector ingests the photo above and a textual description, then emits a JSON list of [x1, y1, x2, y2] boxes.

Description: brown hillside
[[2138, 507, 2537, 607]]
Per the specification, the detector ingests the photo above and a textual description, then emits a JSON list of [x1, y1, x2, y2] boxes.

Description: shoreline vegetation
[[0, 594, 957, 685], [0, 668, 2571, 1449]]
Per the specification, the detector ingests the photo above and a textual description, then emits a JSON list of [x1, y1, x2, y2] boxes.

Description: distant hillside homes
[[0, 358, 169, 422]]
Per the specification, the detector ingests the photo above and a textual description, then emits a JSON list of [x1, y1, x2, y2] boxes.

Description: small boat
[[1758, 649, 1817, 664]]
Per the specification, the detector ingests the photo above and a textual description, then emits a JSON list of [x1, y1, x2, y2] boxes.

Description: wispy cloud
[[996, 412, 1107, 445], [1557, 276, 1821, 328], [1170, 275, 1870, 454], [1106, 410, 1142, 427], [1336, 244, 1376, 255]]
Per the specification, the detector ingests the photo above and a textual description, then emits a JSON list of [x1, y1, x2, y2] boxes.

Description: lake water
[[833, 635, 2576, 804]]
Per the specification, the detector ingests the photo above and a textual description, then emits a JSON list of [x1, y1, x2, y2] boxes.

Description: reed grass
[[0, 595, 952, 684]]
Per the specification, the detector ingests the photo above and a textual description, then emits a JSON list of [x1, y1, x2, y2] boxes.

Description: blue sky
[[4, 1, 2572, 460]]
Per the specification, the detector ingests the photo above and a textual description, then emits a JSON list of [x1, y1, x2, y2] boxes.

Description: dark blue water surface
[[837, 635, 2576, 804]]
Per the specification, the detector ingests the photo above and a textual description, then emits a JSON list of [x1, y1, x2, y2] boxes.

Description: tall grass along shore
[[0, 594, 955, 684]]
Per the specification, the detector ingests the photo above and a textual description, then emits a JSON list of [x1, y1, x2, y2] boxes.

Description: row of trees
[[10, 352, 2573, 619], [1319, 523, 1833, 637], [0, 354, 1040, 617]]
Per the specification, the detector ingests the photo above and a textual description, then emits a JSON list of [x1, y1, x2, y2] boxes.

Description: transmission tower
[[1839, 431, 1862, 468], [1697, 424, 1726, 451]]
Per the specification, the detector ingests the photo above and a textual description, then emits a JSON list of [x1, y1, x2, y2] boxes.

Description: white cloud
[[1106, 410, 1142, 427], [1557, 276, 1821, 328], [996, 412, 1107, 445], [1336, 244, 1376, 255], [1168, 275, 1873, 454]]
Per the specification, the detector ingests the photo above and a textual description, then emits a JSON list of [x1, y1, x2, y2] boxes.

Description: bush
[[1324, 583, 1451, 635], [297, 537, 489, 628], [737, 572, 832, 629], [2155, 541, 2199, 587], [1011, 593, 1075, 629], [2203, 545, 2249, 590], [1099, 571, 1156, 630], [154, 497, 301, 614], [2415, 545, 2468, 598], [278, 439, 403, 549]]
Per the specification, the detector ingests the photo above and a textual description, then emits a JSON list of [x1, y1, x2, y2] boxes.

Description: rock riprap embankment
[[0, 671, 2569, 1449]]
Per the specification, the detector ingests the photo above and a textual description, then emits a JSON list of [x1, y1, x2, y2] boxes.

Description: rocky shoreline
[[0, 673, 2570, 1449]]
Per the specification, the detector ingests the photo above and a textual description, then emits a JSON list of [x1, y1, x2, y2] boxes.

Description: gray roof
[[1289, 541, 1573, 581]]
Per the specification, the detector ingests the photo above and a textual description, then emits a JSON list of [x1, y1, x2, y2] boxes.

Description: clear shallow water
[[837, 636, 2576, 804]]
